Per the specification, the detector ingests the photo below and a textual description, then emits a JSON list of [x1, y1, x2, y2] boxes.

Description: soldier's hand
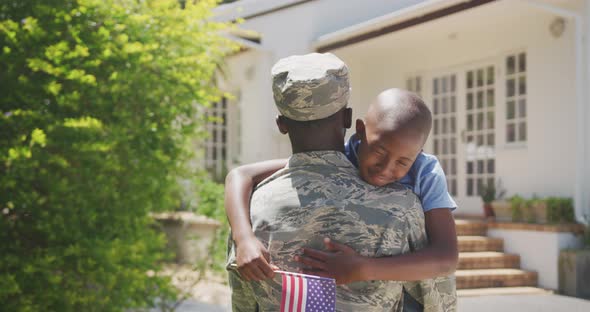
[[235, 235, 278, 281], [296, 237, 364, 285]]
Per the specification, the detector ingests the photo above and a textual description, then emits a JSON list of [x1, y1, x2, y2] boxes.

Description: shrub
[[0, 0, 237, 310]]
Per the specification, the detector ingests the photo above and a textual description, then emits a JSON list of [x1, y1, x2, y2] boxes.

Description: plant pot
[[491, 200, 511, 222], [531, 201, 548, 224], [483, 203, 495, 218], [559, 249, 590, 299], [152, 212, 221, 265]]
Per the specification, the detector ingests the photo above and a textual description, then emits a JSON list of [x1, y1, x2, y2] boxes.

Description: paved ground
[[458, 293, 590, 312], [184, 293, 590, 312]]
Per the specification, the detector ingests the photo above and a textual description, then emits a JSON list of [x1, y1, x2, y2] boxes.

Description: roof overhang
[[313, 0, 496, 53]]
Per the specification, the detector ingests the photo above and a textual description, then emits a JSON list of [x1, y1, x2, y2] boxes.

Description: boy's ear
[[276, 115, 289, 134], [342, 108, 352, 129], [355, 118, 366, 136]]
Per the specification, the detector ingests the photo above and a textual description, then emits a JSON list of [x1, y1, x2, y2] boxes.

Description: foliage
[[479, 180, 506, 204], [0, 0, 237, 311], [193, 172, 228, 272], [509, 195, 525, 222], [546, 197, 575, 224]]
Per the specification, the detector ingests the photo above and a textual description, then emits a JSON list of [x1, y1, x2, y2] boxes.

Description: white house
[[209, 0, 590, 223]]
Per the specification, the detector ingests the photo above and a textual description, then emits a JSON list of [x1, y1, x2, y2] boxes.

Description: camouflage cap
[[271, 53, 350, 121]]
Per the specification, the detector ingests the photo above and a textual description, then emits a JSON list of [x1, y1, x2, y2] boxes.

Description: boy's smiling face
[[355, 119, 424, 187]]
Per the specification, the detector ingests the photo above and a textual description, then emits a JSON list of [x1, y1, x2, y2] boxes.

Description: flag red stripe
[[297, 275, 304, 312], [280, 274, 287, 312], [289, 274, 295, 312]]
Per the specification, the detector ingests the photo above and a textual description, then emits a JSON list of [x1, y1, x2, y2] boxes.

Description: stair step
[[458, 252, 520, 269], [457, 286, 553, 297], [458, 236, 503, 252], [456, 220, 487, 236], [456, 269, 538, 289]]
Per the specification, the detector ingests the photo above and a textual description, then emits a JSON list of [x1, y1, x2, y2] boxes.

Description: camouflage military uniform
[[227, 151, 456, 312]]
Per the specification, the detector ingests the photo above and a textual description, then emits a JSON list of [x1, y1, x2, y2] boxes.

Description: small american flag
[[278, 270, 336, 312]]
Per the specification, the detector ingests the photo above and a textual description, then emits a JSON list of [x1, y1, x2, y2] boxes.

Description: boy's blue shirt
[[345, 134, 457, 212]]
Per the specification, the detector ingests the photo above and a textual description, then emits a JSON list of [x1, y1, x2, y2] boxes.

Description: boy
[[226, 88, 458, 285]]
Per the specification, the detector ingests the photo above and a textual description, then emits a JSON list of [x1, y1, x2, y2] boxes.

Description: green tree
[[0, 0, 237, 310]]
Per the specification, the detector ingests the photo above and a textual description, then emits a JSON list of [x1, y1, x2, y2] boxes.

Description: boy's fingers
[[324, 237, 353, 253], [296, 255, 327, 270], [300, 269, 332, 279], [256, 258, 275, 278], [302, 248, 329, 260], [270, 263, 280, 271], [248, 264, 267, 281]]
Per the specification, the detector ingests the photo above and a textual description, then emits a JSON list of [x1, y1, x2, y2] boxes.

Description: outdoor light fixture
[[549, 17, 566, 38]]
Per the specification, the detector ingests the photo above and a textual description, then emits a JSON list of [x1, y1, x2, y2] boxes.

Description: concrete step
[[457, 286, 553, 297], [458, 252, 520, 270], [455, 220, 487, 236], [456, 269, 538, 289], [458, 236, 503, 252]]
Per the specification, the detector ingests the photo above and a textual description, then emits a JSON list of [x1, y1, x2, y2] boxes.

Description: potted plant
[[480, 180, 507, 220], [509, 195, 525, 222], [559, 217, 590, 299]]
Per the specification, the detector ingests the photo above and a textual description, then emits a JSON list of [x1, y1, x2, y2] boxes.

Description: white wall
[[331, 1, 580, 215], [488, 228, 582, 289]]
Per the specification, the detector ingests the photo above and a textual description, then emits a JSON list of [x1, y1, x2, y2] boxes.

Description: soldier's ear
[[276, 115, 289, 134], [342, 108, 352, 129], [355, 118, 365, 136]]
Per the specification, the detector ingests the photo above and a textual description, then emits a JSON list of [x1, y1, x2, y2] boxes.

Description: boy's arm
[[225, 159, 287, 281], [297, 208, 458, 283]]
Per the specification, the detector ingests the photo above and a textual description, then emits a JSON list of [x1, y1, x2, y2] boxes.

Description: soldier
[[226, 53, 455, 311]]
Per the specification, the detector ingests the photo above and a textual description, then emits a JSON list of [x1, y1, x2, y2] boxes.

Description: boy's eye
[[396, 160, 408, 167]]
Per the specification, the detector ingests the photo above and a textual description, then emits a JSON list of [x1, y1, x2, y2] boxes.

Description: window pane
[[477, 112, 484, 130], [451, 159, 457, 175], [519, 76, 526, 95], [487, 66, 494, 85], [477, 69, 484, 87], [487, 178, 494, 189], [434, 139, 439, 155], [477, 178, 484, 195], [477, 160, 484, 174], [407, 78, 413, 91], [450, 75, 456, 92], [477, 134, 484, 146], [487, 89, 494, 107], [467, 178, 474, 196], [442, 77, 448, 93], [434, 119, 439, 135], [442, 139, 448, 154], [467, 162, 474, 174], [451, 138, 456, 154], [467, 135, 473, 143], [451, 180, 457, 196], [433, 99, 439, 114], [442, 159, 448, 172], [467, 93, 474, 110], [467, 114, 474, 131], [477, 91, 484, 108], [507, 79, 515, 97], [442, 97, 448, 113], [487, 111, 495, 129], [519, 122, 527, 141], [519, 53, 526, 72], [442, 118, 448, 134], [416, 77, 422, 92], [507, 123, 516, 142], [507, 55, 516, 75], [434, 78, 439, 95], [487, 159, 495, 174], [467, 71, 474, 89], [451, 96, 456, 112], [487, 133, 495, 147], [450, 117, 456, 133], [518, 98, 526, 118], [507, 101, 515, 119]]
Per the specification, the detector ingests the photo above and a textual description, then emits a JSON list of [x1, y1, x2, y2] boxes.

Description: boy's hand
[[295, 237, 365, 285], [235, 235, 279, 281]]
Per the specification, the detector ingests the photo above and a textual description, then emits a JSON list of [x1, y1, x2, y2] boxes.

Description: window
[[406, 76, 423, 97], [506, 52, 527, 143], [431, 74, 458, 196], [465, 66, 496, 197], [203, 98, 229, 180]]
